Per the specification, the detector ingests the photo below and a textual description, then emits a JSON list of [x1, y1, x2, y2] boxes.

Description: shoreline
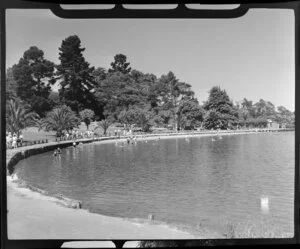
[[6, 129, 293, 239], [7, 177, 202, 240], [7, 128, 294, 172]]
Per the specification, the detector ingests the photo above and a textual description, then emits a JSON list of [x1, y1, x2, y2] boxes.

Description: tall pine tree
[[12, 46, 56, 117], [203, 86, 238, 129], [108, 54, 131, 74], [56, 35, 96, 113]]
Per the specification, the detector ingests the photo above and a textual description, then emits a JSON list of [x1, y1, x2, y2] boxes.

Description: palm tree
[[41, 105, 79, 137], [6, 99, 40, 136]]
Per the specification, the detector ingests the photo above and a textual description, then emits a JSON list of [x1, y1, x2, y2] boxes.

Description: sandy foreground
[[7, 178, 198, 240], [6, 185, 193, 248], [6, 130, 282, 241]]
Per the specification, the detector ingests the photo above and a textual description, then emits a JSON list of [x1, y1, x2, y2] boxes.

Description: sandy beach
[[6, 130, 290, 240], [7, 177, 199, 240]]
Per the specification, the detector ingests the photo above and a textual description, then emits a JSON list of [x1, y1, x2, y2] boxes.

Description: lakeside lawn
[[22, 122, 124, 142], [21, 124, 295, 143]]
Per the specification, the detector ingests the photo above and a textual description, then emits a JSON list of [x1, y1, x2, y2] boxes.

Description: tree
[[94, 71, 148, 120], [136, 109, 155, 132], [117, 107, 139, 128], [93, 67, 107, 84], [42, 105, 80, 137], [245, 117, 268, 128], [241, 98, 255, 119], [89, 67, 108, 119], [117, 106, 155, 132], [177, 99, 205, 130], [130, 70, 159, 108], [203, 86, 238, 129], [203, 109, 223, 130], [48, 91, 61, 107], [276, 106, 294, 125], [12, 46, 56, 116], [96, 118, 113, 136], [108, 54, 131, 74], [6, 99, 40, 136], [6, 68, 18, 101], [157, 109, 173, 127], [56, 35, 96, 113], [253, 99, 276, 119], [156, 71, 194, 130], [79, 109, 95, 130]]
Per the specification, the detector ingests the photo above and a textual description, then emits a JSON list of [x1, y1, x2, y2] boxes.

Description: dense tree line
[[6, 35, 295, 136]]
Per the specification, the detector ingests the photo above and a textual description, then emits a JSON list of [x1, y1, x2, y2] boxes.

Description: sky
[[6, 8, 295, 111]]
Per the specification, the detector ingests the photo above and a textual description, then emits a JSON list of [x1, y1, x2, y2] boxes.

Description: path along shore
[[5, 129, 293, 240]]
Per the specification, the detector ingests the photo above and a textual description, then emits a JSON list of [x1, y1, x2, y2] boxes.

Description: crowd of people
[[6, 127, 152, 151], [58, 130, 95, 141], [6, 132, 23, 149], [114, 129, 133, 137]]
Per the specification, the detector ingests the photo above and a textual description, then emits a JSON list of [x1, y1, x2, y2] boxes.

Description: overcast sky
[[6, 8, 295, 111]]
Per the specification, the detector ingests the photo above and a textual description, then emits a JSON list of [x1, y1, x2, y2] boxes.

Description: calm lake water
[[15, 132, 294, 237]]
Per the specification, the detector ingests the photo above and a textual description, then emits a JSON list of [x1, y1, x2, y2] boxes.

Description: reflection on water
[[261, 196, 269, 214], [15, 132, 294, 236]]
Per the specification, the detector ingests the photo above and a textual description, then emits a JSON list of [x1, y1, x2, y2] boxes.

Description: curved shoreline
[[6, 129, 293, 239], [6, 128, 293, 175]]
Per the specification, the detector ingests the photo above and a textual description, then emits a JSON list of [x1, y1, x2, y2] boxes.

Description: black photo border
[[0, 1, 299, 248]]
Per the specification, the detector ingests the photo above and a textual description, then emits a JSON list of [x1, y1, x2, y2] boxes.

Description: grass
[[21, 122, 177, 142], [22, 127, 56, 142], [21, 122, 119, 142]]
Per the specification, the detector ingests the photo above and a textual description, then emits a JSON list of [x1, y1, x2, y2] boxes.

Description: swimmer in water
[[73, 142, 76, 147], [53, 149, 58, 157], [57, 147, 62, 154]]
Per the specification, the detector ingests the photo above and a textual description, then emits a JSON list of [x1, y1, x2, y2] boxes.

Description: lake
[[14, 132, 294, 238]]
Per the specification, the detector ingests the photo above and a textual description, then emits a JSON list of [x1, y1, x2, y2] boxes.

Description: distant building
[[267, 119, 279, 129]]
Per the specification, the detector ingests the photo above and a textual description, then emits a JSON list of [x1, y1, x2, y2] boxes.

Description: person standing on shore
[[19, 132, 23, 147], [6, 132, 11, 149], [17, 135, 21, 147], [12, 133, 18, 149]]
